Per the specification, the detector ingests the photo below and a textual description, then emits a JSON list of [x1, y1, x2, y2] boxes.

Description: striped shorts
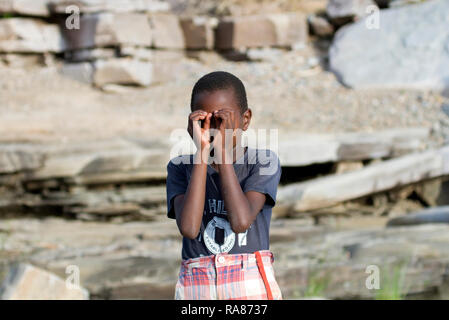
[[174, 250, 283, 300]]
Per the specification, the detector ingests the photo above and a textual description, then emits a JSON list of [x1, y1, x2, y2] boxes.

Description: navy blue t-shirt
[[166, 146, 282, 260]]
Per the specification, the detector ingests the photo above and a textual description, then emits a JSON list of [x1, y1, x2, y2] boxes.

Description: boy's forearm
[[218, 164, 252, 233], [179, 152, 208, 239]]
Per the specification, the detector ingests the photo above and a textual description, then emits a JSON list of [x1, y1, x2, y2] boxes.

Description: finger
[[189, 111, 207, 132], [190, 115, 207, 122], [203, 113, 212, 130], [191, 119, 202, 142], [190, 112, 208, 121], [214, 111, 234, 130], [192, 118, 202, 129], [214, 110, 233, 120], [191, 109, 207, 115], [189, 110, 206, 119]]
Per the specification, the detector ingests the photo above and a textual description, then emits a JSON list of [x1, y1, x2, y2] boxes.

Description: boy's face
[[191, 88, 251, 132]]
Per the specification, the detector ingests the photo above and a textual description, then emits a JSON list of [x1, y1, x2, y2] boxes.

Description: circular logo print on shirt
[[203, 216, 235, 254]]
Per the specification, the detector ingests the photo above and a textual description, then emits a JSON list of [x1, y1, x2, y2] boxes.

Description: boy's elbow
[[180, 226, 200, 240], [230, 220, 250, 234]]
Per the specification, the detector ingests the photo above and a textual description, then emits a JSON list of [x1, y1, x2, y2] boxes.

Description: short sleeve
[[242, 149, 282, 207], [166, 157, 189, 219]]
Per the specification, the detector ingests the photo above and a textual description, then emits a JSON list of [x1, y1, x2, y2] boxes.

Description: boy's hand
[[212, 109, 236, 164], [187, 110, 212, 155]]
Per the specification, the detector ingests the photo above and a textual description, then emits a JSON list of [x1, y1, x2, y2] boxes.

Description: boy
[[166, 71, 283, 300]]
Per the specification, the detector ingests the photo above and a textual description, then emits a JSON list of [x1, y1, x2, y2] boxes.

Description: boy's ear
[[241, 108, 252, 131]]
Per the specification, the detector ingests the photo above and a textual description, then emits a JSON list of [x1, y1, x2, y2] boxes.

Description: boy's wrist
[[194, 145, 211, 164], [217, 162, 233, 174]]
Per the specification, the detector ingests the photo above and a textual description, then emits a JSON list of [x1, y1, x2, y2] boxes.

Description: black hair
[[190, 71, 248, 114]]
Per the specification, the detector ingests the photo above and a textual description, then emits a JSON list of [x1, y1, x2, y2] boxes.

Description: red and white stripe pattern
[[174, 250, 283, 300]]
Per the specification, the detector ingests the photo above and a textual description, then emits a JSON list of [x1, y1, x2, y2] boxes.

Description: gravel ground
[[0, 41, 448, 148]]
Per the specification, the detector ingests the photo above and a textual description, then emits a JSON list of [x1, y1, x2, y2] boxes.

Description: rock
[[326, 0, 378, 25], [277, 127, 430, 166], [414, 179, 443, 207], [333, 160, 364, 174], [61, 13, 152, 50], [49, 0, 170, 13], [436, 179, 449, 206], [0, 185, 168, 220], [329, 0, 449, 91], [0, 53, 44, 68], [93, 58, 152, 87], [119, 46, 153, 61], [272, 223, 449, 299], [19, 138, 168, 183], [0, 150, 43, 174], [0, 263, 89, 300], [4, 216, 449, 299], [277, 145, 449, 213], [266, 12, 309, 48], [185, 50, 224, 65], [218, 48, 249, 61], [149, 13, 185, 49], [0, 0, 51, 17], [60, 62, 94, 84], [151, 49, 185, 83], [180, 16, 218, 50], [65, 48, 116, 62], [246, 47, 285, 62], [0, 127, 430, 186], [215, 13, 308, 50], [387, 199, 423, 218], [387, 185, 415, 202], [0, 218, 181, 299], [387, 206, 449, 227], [0, 18, 66, 53], [308, 14, 334, 37]]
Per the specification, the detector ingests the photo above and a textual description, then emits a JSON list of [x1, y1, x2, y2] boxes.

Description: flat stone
[[60, 62, 94, 84], [277, 145, 449, 213], [4, 216, 449, 299], [0, 150, 43, 174], [119, 46, 153, 61], [94, 58, 152, 87], [277, 127, 430, 166], [150, 49, 185, 83], [0, 263, 89, 300], [308, 14, 334, 37], [149, 13, 185, 49], [61, 13, 152, 50], [0, 18, 66, 53], [0, 0, 51, 17], [180, 16, 217, 50], [20, 138, 167, 182], [65, 48, 116, 62], [0, 53, 44, 68], [215, 13, 308, 50]]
